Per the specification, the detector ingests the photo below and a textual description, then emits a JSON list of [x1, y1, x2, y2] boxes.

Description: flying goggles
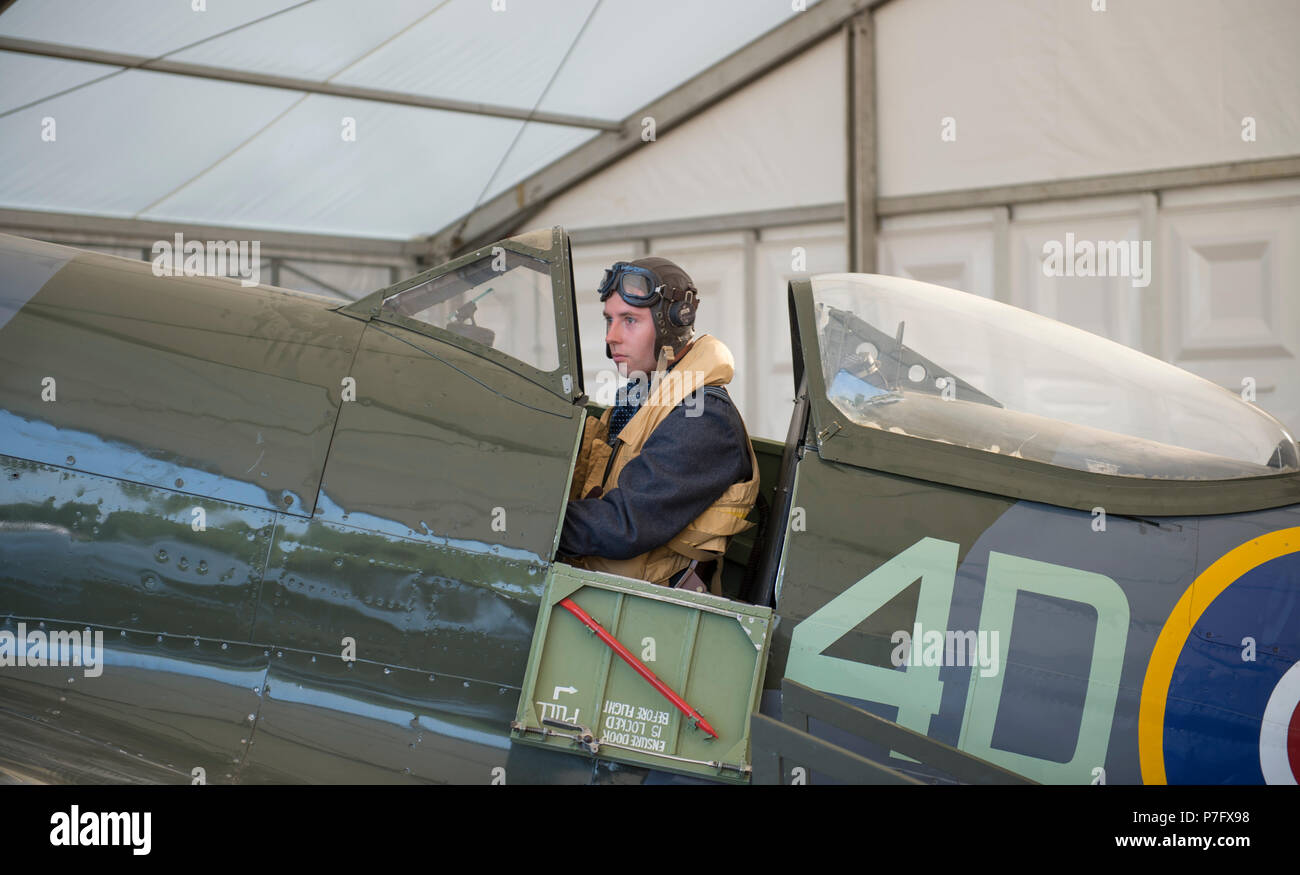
[[597, 261, 691, 307]]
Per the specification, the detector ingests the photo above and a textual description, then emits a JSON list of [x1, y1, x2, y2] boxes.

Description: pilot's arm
[[558, 388, 752, 561]]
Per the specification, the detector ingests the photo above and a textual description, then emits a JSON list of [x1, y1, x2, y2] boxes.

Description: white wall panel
[[756, 222, 847, 440], [877, 209, 996, 299], [1161, 180, 1300, 436], [1009, 198, 1145, 349]]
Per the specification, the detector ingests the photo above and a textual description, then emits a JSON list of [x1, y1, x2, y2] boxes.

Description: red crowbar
[[557, 596, 719, 739]]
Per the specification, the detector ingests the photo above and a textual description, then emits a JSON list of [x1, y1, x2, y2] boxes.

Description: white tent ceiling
[[0, 0, 821, 239]]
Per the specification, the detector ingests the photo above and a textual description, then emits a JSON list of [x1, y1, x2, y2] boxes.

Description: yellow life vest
[[567, 334, 761, 591]]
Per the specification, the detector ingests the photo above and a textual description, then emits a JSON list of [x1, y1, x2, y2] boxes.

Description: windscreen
[[382, 249, 558, 372], [812, 274, 1299, 480]]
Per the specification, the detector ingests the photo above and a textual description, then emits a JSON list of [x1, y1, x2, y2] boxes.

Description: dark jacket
[[558, 385, 752, 561]]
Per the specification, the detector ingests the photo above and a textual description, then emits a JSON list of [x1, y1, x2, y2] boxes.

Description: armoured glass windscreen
[[811, 274, 1299, 480], [381, 250, 559, 372]]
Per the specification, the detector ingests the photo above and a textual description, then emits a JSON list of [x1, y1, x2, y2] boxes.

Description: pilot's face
[[603, 296, 656, 378]]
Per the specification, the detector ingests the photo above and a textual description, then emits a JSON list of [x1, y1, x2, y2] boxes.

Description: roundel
[[1139, 528, 1300, 784], [1259, 661, 1300, 784]]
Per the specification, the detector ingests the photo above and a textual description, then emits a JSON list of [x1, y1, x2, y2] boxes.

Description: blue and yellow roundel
[[1140, 528, 1300, 784]]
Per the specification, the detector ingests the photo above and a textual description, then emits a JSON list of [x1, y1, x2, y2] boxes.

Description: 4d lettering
[[786, 537, 1129, 784], [787, 538, 955, 741]]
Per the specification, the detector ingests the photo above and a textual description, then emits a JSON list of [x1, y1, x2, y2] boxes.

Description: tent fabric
[[529, 30, 847, 231], [874, 0, 1300, 197], [0, 0, 817, 239]]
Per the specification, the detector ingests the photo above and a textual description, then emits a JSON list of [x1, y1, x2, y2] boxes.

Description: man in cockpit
[[557, 257, 759, 595]]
